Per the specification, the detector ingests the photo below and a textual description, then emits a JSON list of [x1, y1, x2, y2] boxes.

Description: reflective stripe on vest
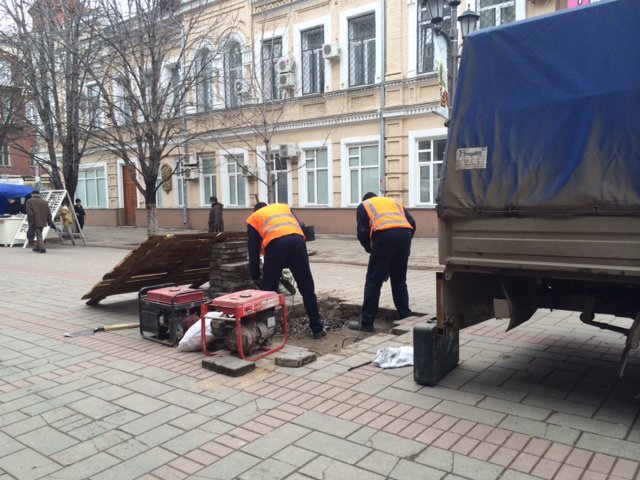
[[246, 203, 304, 252], [363, 197, 412, 237]]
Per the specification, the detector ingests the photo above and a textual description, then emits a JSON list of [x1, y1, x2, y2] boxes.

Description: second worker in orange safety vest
[[246, 202, 326, 339], [348, 192, 416, 332]]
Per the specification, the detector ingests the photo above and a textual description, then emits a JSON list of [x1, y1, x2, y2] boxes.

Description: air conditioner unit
[[277, 72, 296, 89], [322, 43, 340, 60], [183, 156, 198, 167], [278, 144, 300, 159], [234, 79, 251, 96], [241, 164, 258, 177], [276, 56, 295, 74], [183, 168, 198, 180]]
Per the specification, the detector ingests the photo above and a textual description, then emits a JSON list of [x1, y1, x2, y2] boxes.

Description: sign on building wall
[[567, 0, 600, 8], [434, 34, 449, 120]]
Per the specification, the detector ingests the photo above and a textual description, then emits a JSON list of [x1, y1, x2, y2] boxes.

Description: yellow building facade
[[79, 0, 560, 235]]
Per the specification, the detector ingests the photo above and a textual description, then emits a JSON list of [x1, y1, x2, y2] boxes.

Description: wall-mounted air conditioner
[[183, 167, 198, 180], [277, 72, 296, 89], [276, 56, 295, 74], [322, 43, 340, 60], [278, 144, 300, 159], [234, 79, 251, 96]]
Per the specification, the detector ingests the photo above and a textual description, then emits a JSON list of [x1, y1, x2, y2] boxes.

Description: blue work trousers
[[362, 228, 413, 325], [262, 234, 323, 334]]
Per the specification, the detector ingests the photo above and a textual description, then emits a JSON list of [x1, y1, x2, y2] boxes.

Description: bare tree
[[0, 0, 101, 200], [82, 0, 236, 235]]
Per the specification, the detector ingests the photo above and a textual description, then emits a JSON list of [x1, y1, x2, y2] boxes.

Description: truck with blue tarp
[[414, 0, 640, 385]]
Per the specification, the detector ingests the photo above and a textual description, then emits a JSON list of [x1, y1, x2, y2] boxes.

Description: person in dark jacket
[[6, 198, 23, 215], [246, 202, 326, 339], [26, 190, 53, 253], [74, 198, 86, 230], [349, 192, 416, 331], [208, 196, 224, 233]]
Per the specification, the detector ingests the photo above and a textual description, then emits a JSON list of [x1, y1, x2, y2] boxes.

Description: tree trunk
[[146, 202, 158, 236]]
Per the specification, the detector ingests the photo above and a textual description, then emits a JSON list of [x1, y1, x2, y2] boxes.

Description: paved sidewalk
[[0, 229, 639, 480]]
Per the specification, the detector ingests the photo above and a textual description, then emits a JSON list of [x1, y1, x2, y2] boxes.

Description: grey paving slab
[[112, 392, 168, 414], [49, 452, 120, 480], [299, 456, 387, 480], [272, 445, 318, 468], [576, 432, 640, 461], [292, 411, 361, 438], [432, 400, 507, 426], [218, 398, 281, 426], [16, 425, 78, 456], [91, 446, 176, 480], [162, 428, 222, 455], [118, 405, 189, 436], [295, 431, 371, 464], [389, 458, 447, 480], [238, 458, 298, 480], [357, 450, 401, 478], [242, 423, 310, 459], [0, 448, 61, 480], [195, 451, 261, 480]]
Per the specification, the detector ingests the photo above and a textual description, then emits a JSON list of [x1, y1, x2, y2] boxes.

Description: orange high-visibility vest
[[362, 196, 412, 237], [246, 203, 304, 252]]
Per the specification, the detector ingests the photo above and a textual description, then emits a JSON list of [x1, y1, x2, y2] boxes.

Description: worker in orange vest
[[247, 202, 326, 339], [348, 192, 416, 332]]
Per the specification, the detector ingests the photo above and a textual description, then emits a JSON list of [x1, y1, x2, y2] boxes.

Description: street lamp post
[[423, 0, 479, 117]]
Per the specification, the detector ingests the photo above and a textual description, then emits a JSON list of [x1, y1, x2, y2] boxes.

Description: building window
[[270, 153, 288, 203], [301, 27, 324, 95], [226, 156, 246, 206], [155, 172, 163, 208], [175, 160, 185, 207], [0, 60, 11, 86], [305, 148, 328, 205], [348, 144, 379, 204], [114, 79, 132, 124], [166, 64, 181, 114], [143, 72, 154, 115], [0, 142, 9, 166], [224, 41, 243, 108], [86, 84, 101, 127], [77, 167, 107, 208], [195, 48, 215, 113], [201, 155, 216, 204], [477, 0, 516, 28], [348, 13, 376, 87], [262, 37, 282, 101], [417, 138, 446, 205], [417, 5, 451, 74]]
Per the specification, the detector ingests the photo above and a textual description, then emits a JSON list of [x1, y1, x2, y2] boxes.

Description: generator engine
[[200, 289, 288, 361]]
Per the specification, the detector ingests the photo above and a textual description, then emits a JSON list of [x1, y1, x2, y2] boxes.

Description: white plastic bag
[[372, 346, 414, 368], [177, 317, 213, 352]]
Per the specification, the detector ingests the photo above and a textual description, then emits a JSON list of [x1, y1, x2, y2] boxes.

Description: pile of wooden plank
[[209, 240, 252, 296]]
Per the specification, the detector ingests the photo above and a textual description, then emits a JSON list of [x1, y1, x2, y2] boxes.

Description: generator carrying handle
[[138, 283, 176, 300], [171, 288, 208, 309]]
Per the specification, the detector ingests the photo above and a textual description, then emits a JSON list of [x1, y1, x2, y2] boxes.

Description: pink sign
[[567, 0, 596, 7]]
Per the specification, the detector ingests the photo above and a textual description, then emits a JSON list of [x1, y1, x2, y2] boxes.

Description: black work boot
[[347, 321, 374, 332]]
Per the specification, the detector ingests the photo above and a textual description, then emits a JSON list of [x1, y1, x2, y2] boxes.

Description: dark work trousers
[[261, 234, 323, 334], [361, 228, 413, 325]]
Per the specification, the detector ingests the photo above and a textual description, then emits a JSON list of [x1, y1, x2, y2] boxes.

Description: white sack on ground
[[372, 346, 414, 368]]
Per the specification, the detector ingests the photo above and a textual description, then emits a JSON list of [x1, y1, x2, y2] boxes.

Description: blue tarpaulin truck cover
[[0, 184, 34, 215], [437, 0, 640, 218]]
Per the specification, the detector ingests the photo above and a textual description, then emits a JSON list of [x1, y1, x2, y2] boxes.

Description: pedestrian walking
[[208, 196, 224, 233], [246, 202, 326, 339], [349, 192, 416, 331], [26, 190, 53, 254], [74, 199, 86, 230]]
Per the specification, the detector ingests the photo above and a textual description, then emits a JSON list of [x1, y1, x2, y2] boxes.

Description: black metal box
[[413, 321, 459, 386]]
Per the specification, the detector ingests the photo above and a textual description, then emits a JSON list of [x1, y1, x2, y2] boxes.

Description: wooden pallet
[[82, 232, 247, 305]]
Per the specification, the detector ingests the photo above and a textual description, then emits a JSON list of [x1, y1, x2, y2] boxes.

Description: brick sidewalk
[[0, 240, 638, 480]]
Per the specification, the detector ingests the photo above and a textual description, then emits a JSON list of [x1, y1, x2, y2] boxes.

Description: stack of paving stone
[[209, 241, 253, 296]]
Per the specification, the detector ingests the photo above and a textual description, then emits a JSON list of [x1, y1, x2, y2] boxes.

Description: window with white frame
[[348, 144, 379, 204], [155, 172, 163, 208], [176, 160, 185, 207], [417, 5, 452, 75], [475, 0, 516, 28], [304, 148, 328, 205], [201, 154, 216, 204], [224, 40, 243, 108], [144, 71, 154, 115], [195, 48, 215, 113], [301, 27, 324, 95], [270, 153, 288, 203], [0, 60, 11, 86], [86, 84, 101, 127], [77, 167, 107, 207], [417, 138, 446, 205], [262, 37, 282, 101], [0, 141, 9, 166], [348, 13, 376, 87], [226, 155, 247, 206], [165, 64, 181, 115], [114, 79, 132, 124]]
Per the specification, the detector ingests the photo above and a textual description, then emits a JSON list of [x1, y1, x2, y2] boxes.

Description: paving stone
[[273, 445, 318, 467], [52, 430, 131, 465], [274, 349, 317, 367], [196, 451, 261, 480], [238, 458, 298, 480], [432, 400, 506, 426], [196, 400, 236, 417], [390, 458, 447, 480], [92, 446, 176, 480], [203, 356, 256, 377], [376, 386, 441, 410], [498, 470, 544, 480], [296, 431, 371, 464], [0, 431, 25, 457], [119, 405, 189, 435], [452, 453, 504, 480], [242, 423, 310, 459], [78, 383, 133, 402], [477, 397, 551, 421], [113, 392, 168, 414], [357, 450, 401, 477], [17, 425, 78, 455], [162, 428, 221, 455], [0, 414, 46, 436], [219, 398, 280, 426], [0, 448, 61, 480], [498, 415, 581, 445], [293, 411, 361, 438], [576, 433, 640, 462], [67, 396, 123, 420], [547, 412, 629, 439], [49, 452, 120, 480], [300, 456, 387, 480], [357, 430, 425, 458]]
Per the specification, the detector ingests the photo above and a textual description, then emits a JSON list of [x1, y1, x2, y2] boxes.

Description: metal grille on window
[[301, 27, 324, 95], [169, 65, 181, 113], [271, 154, 288, 203], [349, 13, 376, 87], [196, 49, 214, 113], [418, 6, 451, 74], [479, 0, 515, 29], [0, 142, 9, 166], [262, 37, 282, 101], [87, 85, 100, 127], [224, 42, 243, 108]]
